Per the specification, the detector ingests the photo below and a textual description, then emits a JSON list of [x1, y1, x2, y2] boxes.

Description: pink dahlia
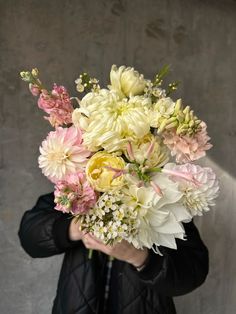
[[163, 121, 212, 163], [164, 163, 219, 216], [38, 84, 74, 127], [38, 126, 91, 182], [54, 171, 98, 215]]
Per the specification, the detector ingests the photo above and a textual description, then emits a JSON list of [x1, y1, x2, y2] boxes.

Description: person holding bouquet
[[19, 193, 209, 314], [18, 65, 219, 313]]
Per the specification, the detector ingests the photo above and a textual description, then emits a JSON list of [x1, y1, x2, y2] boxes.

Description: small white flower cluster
[[144, 80, 167, 99], [75, 75, 100, 93], [80, 192, 139, 244]]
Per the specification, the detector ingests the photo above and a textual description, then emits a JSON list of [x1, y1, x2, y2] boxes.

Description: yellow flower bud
[[158, 118, 168, 133], [184, 112, 190, 123], [177, 112, 185, 123], [31, 68, 39, 77], [165, 121, 178, 129], [189, 120, 195, 128], [183, 106, 190, 115], [176, 125, 188, 135], [174, 99, 182, 114], [166, 116, 177, 123]]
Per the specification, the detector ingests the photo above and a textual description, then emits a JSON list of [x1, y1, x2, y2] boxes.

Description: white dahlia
[[79, 89, 114, 118], [38, 126, 91, 182], [121, 174, 191, 252], [164, 163, 219, 216], [80, 90, 151, 152]]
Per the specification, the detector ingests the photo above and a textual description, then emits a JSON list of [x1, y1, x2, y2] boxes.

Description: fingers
[[82, 234, 109, 253], [82, 234, 95, 249], [81, 234, 143, 264]]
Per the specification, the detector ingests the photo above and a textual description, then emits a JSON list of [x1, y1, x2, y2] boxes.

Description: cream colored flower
[[164, 163, 219, 216], [109, 65, 146, 98], [86, 151, 126, 192], [150, 97, 175, 128], [124, 133, 169, 168], [72, 108, 89, 130], [79, 89, 113, 117], [121, 175, 191, 251], [80, 91, 151, 152]]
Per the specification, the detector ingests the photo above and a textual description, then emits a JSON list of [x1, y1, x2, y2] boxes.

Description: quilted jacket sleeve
[[18, 192, 82, 258], [131, 220, 209, 296]]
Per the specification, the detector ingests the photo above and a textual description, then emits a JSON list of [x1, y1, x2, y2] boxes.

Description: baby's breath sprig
[[75, 72, 100, 93], [166, 81, 180, 96], [146, 65, 180, 102]]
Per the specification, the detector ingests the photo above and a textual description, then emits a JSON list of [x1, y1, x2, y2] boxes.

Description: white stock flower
[[109, 65, 146, 98]]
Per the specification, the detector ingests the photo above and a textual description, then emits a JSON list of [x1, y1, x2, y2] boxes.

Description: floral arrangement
[[20, 65, 219, 254]]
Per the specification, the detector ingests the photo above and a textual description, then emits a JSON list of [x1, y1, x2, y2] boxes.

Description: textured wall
[[0, 0, 236, 313]]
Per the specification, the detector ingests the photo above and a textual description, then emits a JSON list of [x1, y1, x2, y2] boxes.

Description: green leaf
[[153, 64, 171, 86]]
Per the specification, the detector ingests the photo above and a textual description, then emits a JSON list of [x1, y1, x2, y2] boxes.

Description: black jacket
[[18, 192, 209, 314]]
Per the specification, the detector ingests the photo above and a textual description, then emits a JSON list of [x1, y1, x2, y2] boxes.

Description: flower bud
[[29, 83, 40, 96], [20, 71, 31, 82], [174, 99, 182, 113], [31, 68, 39, 77]]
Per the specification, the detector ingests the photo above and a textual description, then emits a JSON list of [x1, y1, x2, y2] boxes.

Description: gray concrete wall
[[0, 0, 235, 313]]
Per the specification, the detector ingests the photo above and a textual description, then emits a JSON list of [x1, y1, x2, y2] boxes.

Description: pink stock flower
[[54, 171, 98, 215], [38, 126, 91, 182], [38, 84, 74, 127], [29, 83, 40, 96], [163, 121, 212, 163]]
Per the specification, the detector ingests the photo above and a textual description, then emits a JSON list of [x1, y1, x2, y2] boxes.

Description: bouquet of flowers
[[20, 65, 219, 254]]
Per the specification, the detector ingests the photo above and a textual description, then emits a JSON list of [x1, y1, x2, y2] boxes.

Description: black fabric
[[18, 192, 209, 314]]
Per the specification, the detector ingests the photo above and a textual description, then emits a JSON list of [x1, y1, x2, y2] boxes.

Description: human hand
[[82, 233, 149, 268], [69, 218, 84, 241]]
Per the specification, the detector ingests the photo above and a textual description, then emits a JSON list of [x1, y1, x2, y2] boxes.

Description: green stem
[[147, 167, 162, 173], [88, 249, 93, 259]]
